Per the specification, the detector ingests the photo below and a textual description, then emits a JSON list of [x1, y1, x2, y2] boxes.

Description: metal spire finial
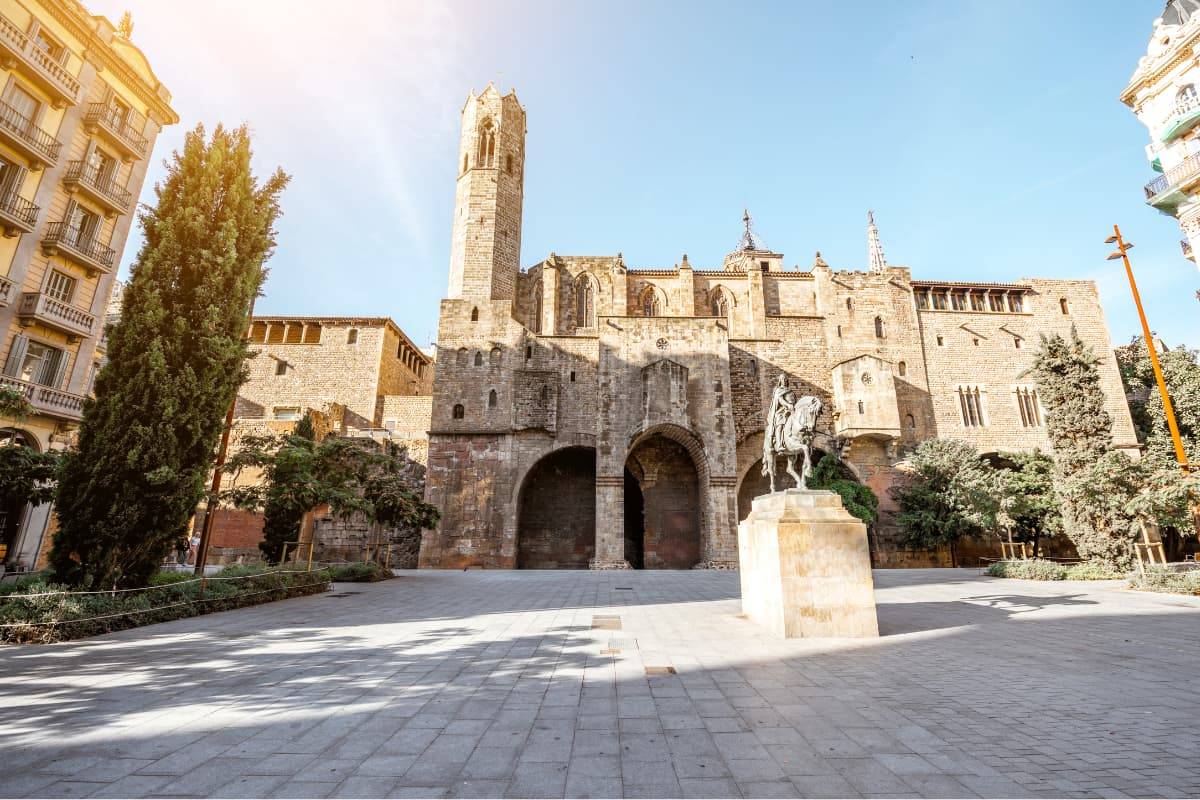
[[739, 209, 764, 252], [867, 209, 887, 273]]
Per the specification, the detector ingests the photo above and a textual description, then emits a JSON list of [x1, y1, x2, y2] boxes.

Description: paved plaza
[[2, 569, 1199, 799]]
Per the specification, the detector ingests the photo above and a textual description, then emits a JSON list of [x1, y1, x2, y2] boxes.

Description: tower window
[[470, 307, 479, 322], [915, 292, 930, 310], [970, 292, 986, 311], [988, 294, 1005, 312], [836, 325, 842, 338], [477, 120, 496, 168], [474, 351, 483, 366], [874, 316, 885, 339], [488, 389, 497, 408], [973, 338, 979, 346], [897, 360, 907, 377], [505, 154, 513, 175], [452, 403, 465, 420], [951, 292, 966, 311], [1007, 294, 1024, 313], [456, 347, 468, 366], [346, 328, 358, 344], [957, 385, 987, 427]]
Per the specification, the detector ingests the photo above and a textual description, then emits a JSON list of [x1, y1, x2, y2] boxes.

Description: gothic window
[[640, 286, 662, 317], [477, 120, 496, 168], [957, 385, 987, 427], [489, 347, 501, 366], [710, 289, 730, 319], [532, 280, 543, 333], [346, 328, 358, 344], [1016, 387, 1042, 427], [474, 351, 483, 366], [456, 347, 468, 366], [897, 360, 907, 377], [905, 413, 916, 430], [470, 307, 479, 322], [452, 403, 465, 420], [576, 278, 595, 328], [874, 316, 885, 338], [488, 389, 498, 408]]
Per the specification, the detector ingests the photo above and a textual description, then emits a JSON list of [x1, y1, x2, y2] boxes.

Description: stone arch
[[516, 446, 597, 569], [574, 273, 597, 329], [624, 423, 710, 568], [637, 284, 666, 317], [707, 285, 735, 319]]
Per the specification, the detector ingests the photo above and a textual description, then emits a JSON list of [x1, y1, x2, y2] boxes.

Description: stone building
[[419, 85, 1139, 570], [205, 315, 433, 563], [0, 1, 176, 571], [1122, 0, 1200, 273]]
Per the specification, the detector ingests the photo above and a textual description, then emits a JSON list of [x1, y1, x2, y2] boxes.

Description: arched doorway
[[0, 429, 39, 566], [517, 447, 596, 569], [624, 434, 701, 569], [736, 447, 836, 522]]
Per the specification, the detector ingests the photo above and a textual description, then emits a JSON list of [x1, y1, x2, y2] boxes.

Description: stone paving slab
[[1, 569, 1199, 798]]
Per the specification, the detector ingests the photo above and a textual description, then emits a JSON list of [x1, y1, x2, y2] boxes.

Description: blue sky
[[90, 0, 1197, 350]]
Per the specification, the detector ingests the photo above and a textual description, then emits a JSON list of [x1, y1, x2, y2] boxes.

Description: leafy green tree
[[808, 454, 877, 524], [50, 125, 288, 589], [994, 450, 1062, 555], [1027, 329, 1142, 570], [255, 413, 316, 562], [0, 444, 59, 515], [891, 439, 999, 566], [1115, 337, 1199, 464]]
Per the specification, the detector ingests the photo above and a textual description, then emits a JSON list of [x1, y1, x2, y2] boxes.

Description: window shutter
[[0, 164, 26, 199], [49, 349, 70, 389], [2, 335, 28, 377]]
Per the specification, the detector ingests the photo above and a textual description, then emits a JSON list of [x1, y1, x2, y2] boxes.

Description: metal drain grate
[[645, 666, 677, 675], [592, 615, 622, 630]]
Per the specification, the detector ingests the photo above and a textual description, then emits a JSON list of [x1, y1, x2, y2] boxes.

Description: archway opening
[[624, 435, 701, 569], [516, 447, 596, 569]]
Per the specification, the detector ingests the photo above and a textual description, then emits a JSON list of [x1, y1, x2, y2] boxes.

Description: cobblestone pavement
[[2, 569, 1199, 799]]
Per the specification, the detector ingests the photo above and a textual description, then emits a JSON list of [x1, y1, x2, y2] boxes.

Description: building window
[[285, 323, 303, 344], [525, 345, 532, 360], [710, 289, 729, 319], [932, 292, 948, 310], [837, 325, 842, 338], [473, 351, 483, 366], [936, 335, 944, 347], [489, 347, 501, 366], [1007, 294, 1024, 313], [266, 323, 284, 344], [1013, 337, 1022, 349], [905, 413, 915, 430], [640, 286, 662, 317], [569, 371, 576, 382], [33, 28, 65, 63], [452, 403, 465, 420], [759, 260, 769, 270], [477, 120, 496, 168], [249, 321, 267, 342], [957, 385, 987, 427], [973, 338, 980, 346], [1016, 387, 1042, 427], [18, 340, 65, 387], [897, 360, 907, 377], [874, 316, 885, 338], [915, 291, 930, 310], [857, 400, 864, 414], [845, 298, 853, 310], [44, 270, 76, 303], [346, 328, 358, 344], [462, 153, 469, 173], [302, 323, 321, 344], [970, 292, 986, 311], [505, 154, 513, 175], [488, 389, 497, 408], [576, 279, 595, 328], [988, 294, 1005, 312], [1060, 298, 1070, 315], [275, 360, 287, 376], [951, 292, 966, 311], [3, 83, 40, 125], [67, 203, 102, 247], [470, 307, 479, 322], [532, 281, 543, 332], [273, 406, 301, 421], [456, 347, 468, 366]]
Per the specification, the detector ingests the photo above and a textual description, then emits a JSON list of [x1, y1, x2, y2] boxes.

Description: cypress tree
[[51, 125, 288, 589], [1027, 329, 1141, 569]]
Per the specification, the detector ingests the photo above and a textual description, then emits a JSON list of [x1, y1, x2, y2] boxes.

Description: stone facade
[[1122, 0, 1200, 272], [420, 86, 1139, 570], [0, 1, 177, 572]]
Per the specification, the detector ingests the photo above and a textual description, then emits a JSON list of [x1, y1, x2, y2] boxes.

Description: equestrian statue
[[762, 374, 822, 492]]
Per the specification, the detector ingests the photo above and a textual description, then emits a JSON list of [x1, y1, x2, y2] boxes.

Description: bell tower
[[447, 84, 526, 301]]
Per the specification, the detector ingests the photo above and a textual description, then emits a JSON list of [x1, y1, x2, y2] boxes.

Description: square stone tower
[[446, 84, 526, 301]]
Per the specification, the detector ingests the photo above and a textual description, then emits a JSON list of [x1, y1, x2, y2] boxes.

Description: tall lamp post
[[1105, 225, 1191, 474]]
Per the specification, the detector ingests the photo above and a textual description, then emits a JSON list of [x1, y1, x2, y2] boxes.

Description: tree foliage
[[994, 450, 1062, 550], [0, 445, 59, 513], [50, 125, 288, 589], [253, 414, 316, 562], [891, 439, 998, 565], [809, 455, 878, 524], [1027, 329, 1143, 570]]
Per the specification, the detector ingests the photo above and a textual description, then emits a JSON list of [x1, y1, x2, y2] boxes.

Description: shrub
[[326, 562, 393, 582], [1063, 562, 1126, 581], [0, 566, 329, 644], [985, 559, 1067, 580], [1128, 566, 1200, 595]]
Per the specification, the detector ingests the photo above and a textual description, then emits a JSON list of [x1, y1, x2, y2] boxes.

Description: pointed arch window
[[576, 278, 595, 328], [710, 290, 729, 319], [452, 403, 465, 420], [532, 279, 543, 333], [640, 286, 662, 317], [470, 307, 479, 322], [473, 351, 483, 367], [478, 120, 496, 168], [488, 389, 498, 409], [874, 316, 886, 339]]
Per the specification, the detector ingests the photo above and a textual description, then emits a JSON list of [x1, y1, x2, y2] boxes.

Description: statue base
[[737, 489, 879, 638]]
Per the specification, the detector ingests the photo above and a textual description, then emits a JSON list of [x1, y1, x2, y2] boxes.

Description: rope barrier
[[0, 578, 331, 628]]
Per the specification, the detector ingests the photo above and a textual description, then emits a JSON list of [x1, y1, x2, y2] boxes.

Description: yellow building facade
[[0, 0, 176, 571]]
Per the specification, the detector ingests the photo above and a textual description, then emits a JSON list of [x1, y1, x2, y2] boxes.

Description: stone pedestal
[[738, 489, 879, 638]]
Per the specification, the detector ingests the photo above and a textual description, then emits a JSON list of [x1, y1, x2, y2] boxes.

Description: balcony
[[0, 12, 80, 107], [41, 221, 115, 275], [0, 275, 13, 306], [1184, 239, 1195, 263], [0, 98, 61, 169], [0, 376, 84, 421], [1162, 94, 1200, 143], [83, 103, 147, 161], [17, 291, 95, 340], [0, 191, 37, 236], [63, 161, 132, 217], [1143, 155, 1200, 211]]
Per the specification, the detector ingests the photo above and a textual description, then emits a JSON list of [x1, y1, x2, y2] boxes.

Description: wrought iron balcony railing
[[0, 190, 38, 235], [41, 221, 116, 274], [63, 160, 132, 215], [1144, 155, 1200, 203], [0, 98, 61, 167], [84, 103, 148, 160]]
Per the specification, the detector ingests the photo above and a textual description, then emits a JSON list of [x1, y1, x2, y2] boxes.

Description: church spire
[[867, 210, 887, 273]]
